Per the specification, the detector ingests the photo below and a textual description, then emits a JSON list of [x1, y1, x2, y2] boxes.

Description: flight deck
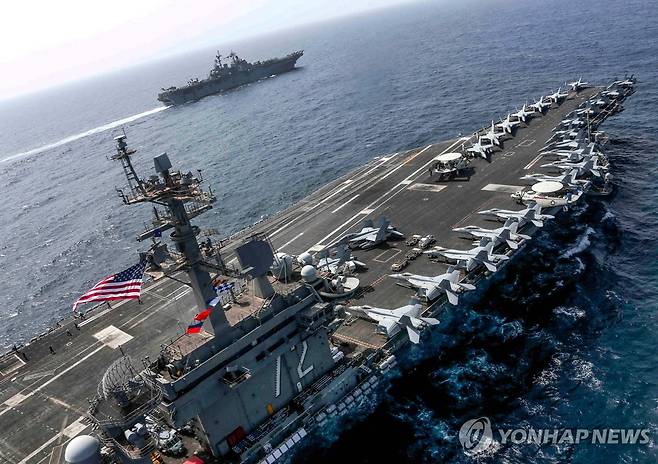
[[0, 86, 608, 463]]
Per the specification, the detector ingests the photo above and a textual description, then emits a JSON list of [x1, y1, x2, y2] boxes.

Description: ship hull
[[0, 81, 634, 464], [158, 54, 301, 105]]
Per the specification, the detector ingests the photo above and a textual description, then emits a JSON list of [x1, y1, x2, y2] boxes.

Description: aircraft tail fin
[[399, 315, 421, 343], [460, 282, 476, 291], [420, 317, 440, 326], [483, 261, 497, 272], [406, 324, 421, 344]]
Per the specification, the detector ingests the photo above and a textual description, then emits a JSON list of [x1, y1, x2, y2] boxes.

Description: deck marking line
[[451, 195, 501, 229], [331, 195, 359, 214], [278, 232, 304, 250], [93, 326, 133, 349], [22, 370, 55, 382], [311, 183, 353, 209], [17, 417, 87, 464], [0, 345, 104, 416], [407, 183, 447, 193], [481, 184, 523, 193], [127, 287, 191, 329], [314, 139, 463, 246], [269, 153, 398, 238], [3, 392, 26, 408], [524, 154, 543, 170], [379, 145, 432, 181]]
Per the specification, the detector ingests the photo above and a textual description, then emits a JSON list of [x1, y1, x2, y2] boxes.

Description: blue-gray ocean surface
[[0, 0, 656, 462]]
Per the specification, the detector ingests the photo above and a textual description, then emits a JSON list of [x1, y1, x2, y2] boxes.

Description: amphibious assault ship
[[0, 77, 635, 464], [157, 50, 303, 105]]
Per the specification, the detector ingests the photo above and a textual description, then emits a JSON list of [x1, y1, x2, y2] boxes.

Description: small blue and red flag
[[186, 296, 220, 334], [215, 281, 235, 293]]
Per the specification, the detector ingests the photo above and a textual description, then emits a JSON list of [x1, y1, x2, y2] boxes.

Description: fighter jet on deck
[[529, 96, 551, 114], [541, 136, 588, 152], [541, 156, 606, 177], [389, 268, 476, 305], [341, 217, 404, 249], [602, 87, 622, 99], [425, 240, 509, 272], [545, 128, 584, 146], [466, 138, 493, 160], [612, 75, 636, 88], [591, 95, 611, 108], [482, 121, 505, 147], [479, 204, 554, 228], [567, 77, 589, 91], [495, 114, 521, 134], [511, 104, 535, 123], [546, 87, 569, 104], [574, 104, 599, 117], [346, 300, 439, 343], [549, 144, 604, 162], [542, 144, 596, 160], [452, 219, 531, 250], [316, 244, 367, 275], [556, 117, 585, 130], [520, 169, 585, 187]]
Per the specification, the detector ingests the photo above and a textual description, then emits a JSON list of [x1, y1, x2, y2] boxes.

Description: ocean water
[[1, 0, 657, 462]]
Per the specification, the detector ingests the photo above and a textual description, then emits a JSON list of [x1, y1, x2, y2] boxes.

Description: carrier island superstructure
[[0, 77, 635, 464]]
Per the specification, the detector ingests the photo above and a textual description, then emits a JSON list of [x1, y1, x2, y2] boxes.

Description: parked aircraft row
[[339, 78, 637, 345], [511, 80, 638, 209], [464, 84, 573, 161]]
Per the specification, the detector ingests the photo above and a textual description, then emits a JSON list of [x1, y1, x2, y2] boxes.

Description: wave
[[0, 105, 169, 164], [560, 227, 595, 259]]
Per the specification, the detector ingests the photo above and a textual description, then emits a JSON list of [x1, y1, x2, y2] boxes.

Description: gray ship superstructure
[[0, 76, 635, 464], [158, 50, 303, 105]]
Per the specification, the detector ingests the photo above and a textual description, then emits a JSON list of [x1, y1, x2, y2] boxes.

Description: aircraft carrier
[[157, 50, 303, 105], [0, 77, 635, 464]]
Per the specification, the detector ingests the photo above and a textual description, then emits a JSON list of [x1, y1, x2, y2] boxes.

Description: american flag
[[73, 260, 147, 310]]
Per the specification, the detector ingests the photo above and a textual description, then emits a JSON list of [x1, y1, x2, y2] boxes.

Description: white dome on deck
[[64, 435, 100, 464]]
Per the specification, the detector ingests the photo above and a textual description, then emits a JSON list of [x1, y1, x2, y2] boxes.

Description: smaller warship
[[157, 50, 303, 105]]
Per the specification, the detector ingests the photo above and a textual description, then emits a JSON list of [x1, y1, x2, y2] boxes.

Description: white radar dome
[[298, 252, 314, 265], [271, 252, 294, 281], [64, 435, 100, 464], [301, 265, 318, 283]]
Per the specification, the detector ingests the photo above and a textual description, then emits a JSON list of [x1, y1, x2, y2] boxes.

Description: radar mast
[[113, 135, 231, 337]]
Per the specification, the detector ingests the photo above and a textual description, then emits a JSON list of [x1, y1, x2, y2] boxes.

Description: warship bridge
[[0, 85, 625, 463]]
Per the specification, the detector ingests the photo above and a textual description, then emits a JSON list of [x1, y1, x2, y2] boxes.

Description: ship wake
[[0, 105, 169, 164]]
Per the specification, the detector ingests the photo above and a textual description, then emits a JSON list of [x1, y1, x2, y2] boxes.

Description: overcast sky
[[0, 0, 416, 101]]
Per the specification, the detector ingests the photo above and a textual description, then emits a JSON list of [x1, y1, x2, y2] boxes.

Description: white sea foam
[[560, 227, 595, 258], [0, 105, 169, 164]]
